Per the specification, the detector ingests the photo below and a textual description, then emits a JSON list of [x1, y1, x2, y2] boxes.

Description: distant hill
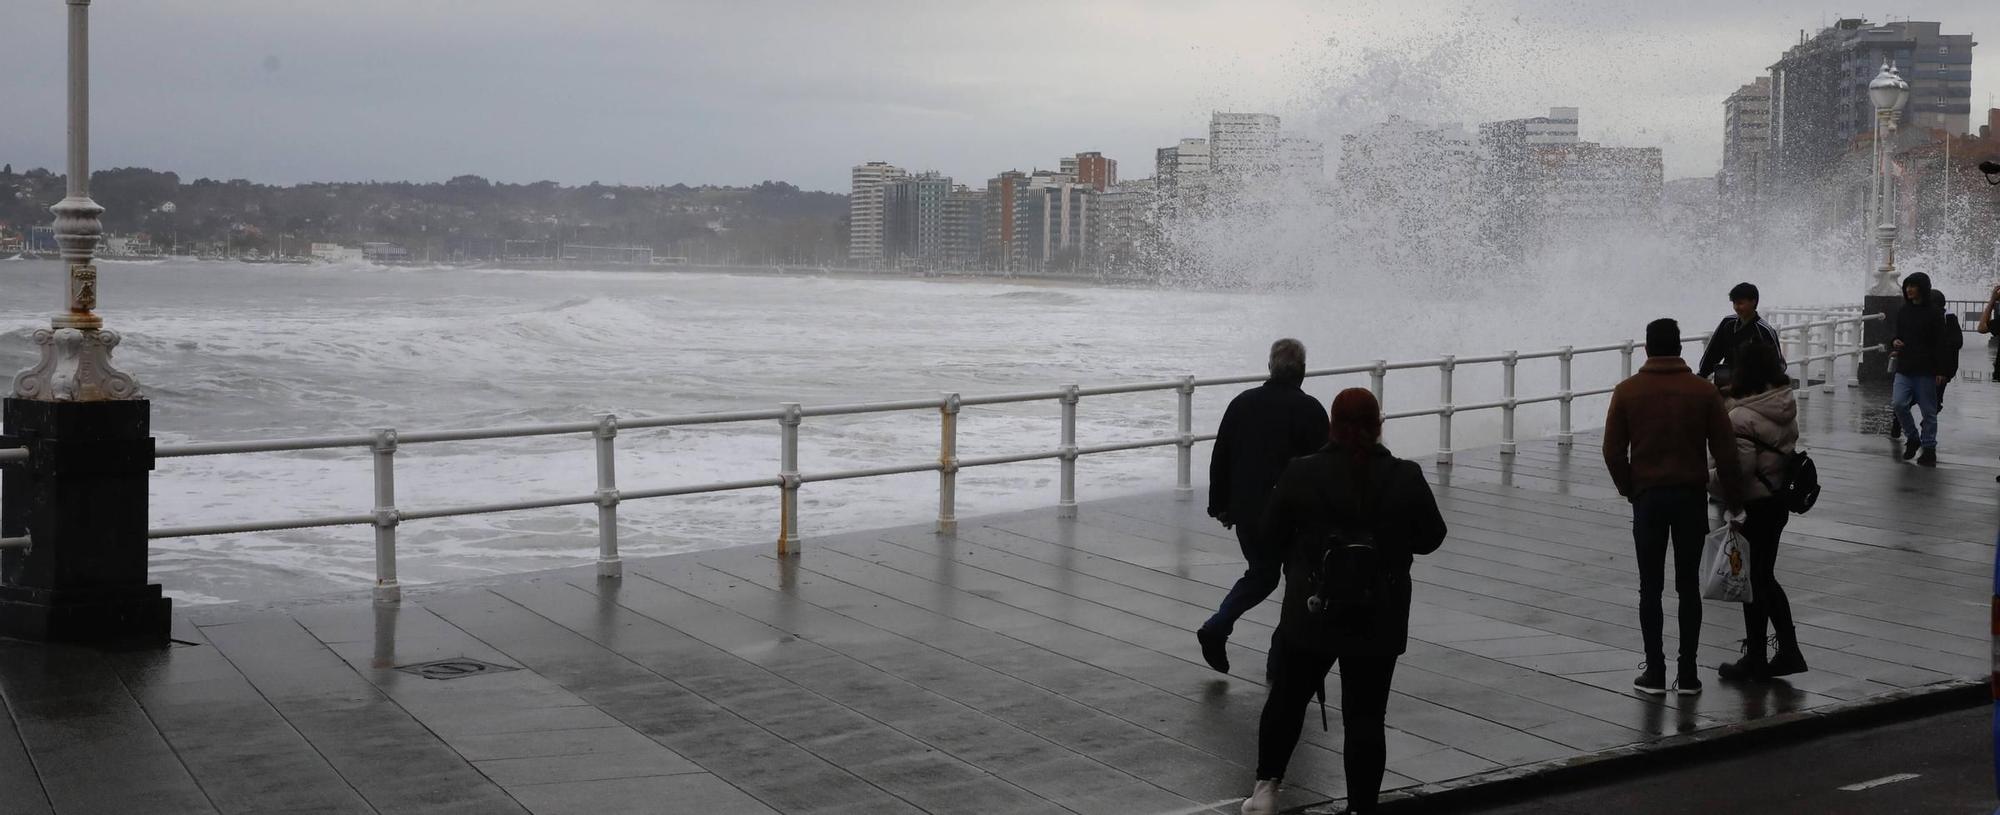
[[0, 165, 849, 263]]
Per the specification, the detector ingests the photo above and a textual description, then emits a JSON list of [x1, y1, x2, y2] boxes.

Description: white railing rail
[[0, 314, 1885, 604]]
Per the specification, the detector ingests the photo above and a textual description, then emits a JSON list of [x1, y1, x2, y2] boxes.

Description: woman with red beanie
[[1239, 388, 1447, 815]]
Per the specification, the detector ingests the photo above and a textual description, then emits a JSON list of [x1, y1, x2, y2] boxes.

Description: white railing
[[0, 314, 1884, 604]]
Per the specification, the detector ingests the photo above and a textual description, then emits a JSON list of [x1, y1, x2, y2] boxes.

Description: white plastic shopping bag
[[1699, 525, 1754, 603]]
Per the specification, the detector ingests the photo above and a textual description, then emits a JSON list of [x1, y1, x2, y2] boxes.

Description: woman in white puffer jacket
[[1708, 341, 1808, 681]]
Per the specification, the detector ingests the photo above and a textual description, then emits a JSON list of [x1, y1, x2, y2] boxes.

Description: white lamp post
[[13, 0, 139, 402], [1866, 63, 1910, 298]]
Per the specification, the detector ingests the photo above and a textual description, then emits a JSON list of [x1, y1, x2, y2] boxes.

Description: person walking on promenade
[[1241, 388, 1446, 815], [1979, 284, 1999, 482], [1604, 318, 1745, 697], [1710, 342, 1808, 681], [1894, 288, 1965, 443], [1696, 282, 1784, 388], [1201, 338, 1330, 675], [1889, 273, 1948, 467]]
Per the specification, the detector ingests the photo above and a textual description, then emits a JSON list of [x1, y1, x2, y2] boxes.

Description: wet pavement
[[3, 347, 1997, 814]]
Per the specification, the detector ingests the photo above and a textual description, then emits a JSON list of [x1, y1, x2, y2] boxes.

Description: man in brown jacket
[[1604, 318, 1746, 697]]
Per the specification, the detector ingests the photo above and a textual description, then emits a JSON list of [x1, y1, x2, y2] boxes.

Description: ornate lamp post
[[1866, 63, 1911, 297], [0, 0, 166, 644], [1858, 63, 1911, 382]]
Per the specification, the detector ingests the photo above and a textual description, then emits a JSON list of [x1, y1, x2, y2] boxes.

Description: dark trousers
[[1205, 521, 1281, 638], [1632, 486, 1708, 668], [1255, 641, 1397, 811], [1740, 496, 1796, 650]]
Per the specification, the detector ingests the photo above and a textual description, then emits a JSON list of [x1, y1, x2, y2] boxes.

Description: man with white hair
[[1199, 338, 1329, 675]]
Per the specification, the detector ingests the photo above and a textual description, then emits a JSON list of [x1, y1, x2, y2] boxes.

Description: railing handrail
[[0, 311, 1886, 605], [143, 316, 1871, 461]]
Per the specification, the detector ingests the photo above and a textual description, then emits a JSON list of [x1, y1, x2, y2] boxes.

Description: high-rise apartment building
[[883, 171, 952, 268], [848, 161, 906, 266], [1092, 179, 1156, 274], [1210, 112, 1283, 176], [1071, 152, 1118, 191], [1279, 137, 1326, 180], [1155, 138, 1212, 218], [940, 186, 987, 270], [1721, 78, 1773, 209], [984, 171, 1029, 272], [1018, 171, 1093, 272], [1478, 107, 1581, 151], [1767, 19, 1975, 193]]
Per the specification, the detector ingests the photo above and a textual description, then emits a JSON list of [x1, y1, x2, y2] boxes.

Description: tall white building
[[1209, 112, 1283, 176], [1279, 137, 1326, 180], [1155, 138, 1212, 216], [848, 161, 906, 266]]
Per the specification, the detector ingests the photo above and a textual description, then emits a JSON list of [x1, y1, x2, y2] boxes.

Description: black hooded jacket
[[1262, 444, 1447, 657], [1893, 273, 1948, 376], [1206, 375, 1329, 526]]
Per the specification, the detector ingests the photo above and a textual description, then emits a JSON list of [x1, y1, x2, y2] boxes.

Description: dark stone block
[[0, 397, 167, 645]]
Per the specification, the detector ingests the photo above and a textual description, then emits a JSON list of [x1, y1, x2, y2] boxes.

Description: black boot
[[1917, 447, 1937, 467], [1903, 440, 1920, 460], [1196, 627, 1230, 673], [1889, 421, 1901, 440], [1768, 632, 1808, 677], [1717, 638, 1768, 681]]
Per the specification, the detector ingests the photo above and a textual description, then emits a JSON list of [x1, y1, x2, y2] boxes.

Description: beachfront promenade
[[2, 348, 1995, 815]]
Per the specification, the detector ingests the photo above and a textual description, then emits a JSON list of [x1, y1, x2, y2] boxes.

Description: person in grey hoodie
[[1710, 341, 1807, 680]]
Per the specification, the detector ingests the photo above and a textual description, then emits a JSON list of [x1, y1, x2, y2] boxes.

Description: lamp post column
[[0, 0, 164, 645], [1859, 64, 1909, 383]]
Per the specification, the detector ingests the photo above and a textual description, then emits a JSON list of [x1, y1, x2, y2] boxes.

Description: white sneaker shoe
[[1241, 778, 1281, 814]]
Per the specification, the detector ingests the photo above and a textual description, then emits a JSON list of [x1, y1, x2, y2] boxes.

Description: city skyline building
[[1071, 152, 1118, 192], [940, 185, 987, 269], [883, 170, 951, 267], [1209, 112, 1282, 177], [1766, 19, 1976, 196], [1721, 77, 1773, 213], [983, 170, 1029, 272], [848, 161, 905, 265]]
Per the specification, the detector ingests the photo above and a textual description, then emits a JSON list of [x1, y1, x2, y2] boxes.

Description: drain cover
[[394, 657, 520, 681]]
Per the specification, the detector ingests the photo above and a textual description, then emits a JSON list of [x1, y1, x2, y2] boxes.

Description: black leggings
[[1256, 641, 1397, 810], [1740, 496, 1795, 647]]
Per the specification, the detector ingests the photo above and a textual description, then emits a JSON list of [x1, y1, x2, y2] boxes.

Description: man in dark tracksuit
[[1696, 281, 1784, 386], [1200, 339, 1328, 675]]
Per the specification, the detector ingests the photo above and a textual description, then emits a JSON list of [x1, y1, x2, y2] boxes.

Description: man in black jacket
[[1200, 338, 1329, 674], [1891, 272, 1948, 466], [1696, 282, 1784, 386]]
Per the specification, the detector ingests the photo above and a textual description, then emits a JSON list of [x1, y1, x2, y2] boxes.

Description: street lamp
[[0, 0, 165, 644], [1866, 63, 1910, 297]]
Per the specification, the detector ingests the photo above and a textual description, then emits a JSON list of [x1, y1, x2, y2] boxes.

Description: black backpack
[[1302, 458, 1393, 617], [1738, 434, 1819, 514]]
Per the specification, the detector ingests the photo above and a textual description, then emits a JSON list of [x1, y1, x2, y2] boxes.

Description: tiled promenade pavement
[[4, 347, 1996, 814]]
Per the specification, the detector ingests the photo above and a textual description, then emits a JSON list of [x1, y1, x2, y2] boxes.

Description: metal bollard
[[1846, 316, 1862, 388], [593, 413, 622, 579], [1436, 355, 1455, 465], [1796, 324, 1813, 402], [1557, 346, 1575, 448], [777, 403, 802, 558], [370, 428, 401, 605], [1501, 351, 1519, 456], [1058, 385, 1079, 519], [938, 393, 959, 535], [1174, 376, 1195, 500]]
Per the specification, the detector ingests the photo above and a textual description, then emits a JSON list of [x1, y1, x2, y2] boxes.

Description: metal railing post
[[370, 428, 401, 605], [1620, 340, 1635, 379], [593, 413, 622, 579], [777, 403, 802, 557], [1174, 376, 1195, 500], [1795, 322, 1813, 402], [1846, 316, 1862, 388], [937, 392, 959, 535], [1820, 314, 1836, 394], [1557, 346, 1575, 448], [1501, 351, 1518, 456], [1058, 385, 1079, 519], [1370, 360, 1387, 406], [1436, 355, 1455, 465]]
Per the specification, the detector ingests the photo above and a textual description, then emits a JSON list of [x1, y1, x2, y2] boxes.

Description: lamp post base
[[1860, 294, 1902, 383], [1, 397, 165, 646]]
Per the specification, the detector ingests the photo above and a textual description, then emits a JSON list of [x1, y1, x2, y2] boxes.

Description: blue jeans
[[1205, 521, 1281, 637], [1891, 372, 1940, 449]]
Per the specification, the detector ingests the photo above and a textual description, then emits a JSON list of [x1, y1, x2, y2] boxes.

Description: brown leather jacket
[[1602, 357, 1745, 509]]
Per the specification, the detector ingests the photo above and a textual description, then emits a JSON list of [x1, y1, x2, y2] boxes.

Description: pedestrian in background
[[1201, 339, 1328, 675], [1889, 273, 1947, 467], [1696, 282, 1784, 389], [1240, 388, 1445, 815], [1604, 318, 1745, 697], [1711, 341, 1808, 681]]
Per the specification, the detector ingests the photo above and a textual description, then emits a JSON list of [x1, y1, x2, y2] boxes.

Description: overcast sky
[[2, 1, 1996, 191]]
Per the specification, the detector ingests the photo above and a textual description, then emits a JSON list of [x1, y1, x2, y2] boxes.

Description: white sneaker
[[1242, 779, 1281, 814]]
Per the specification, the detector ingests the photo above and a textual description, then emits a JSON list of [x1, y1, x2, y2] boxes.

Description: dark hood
[[1902, 272, 1933, 303], [1927, 289, 1946, 309]]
